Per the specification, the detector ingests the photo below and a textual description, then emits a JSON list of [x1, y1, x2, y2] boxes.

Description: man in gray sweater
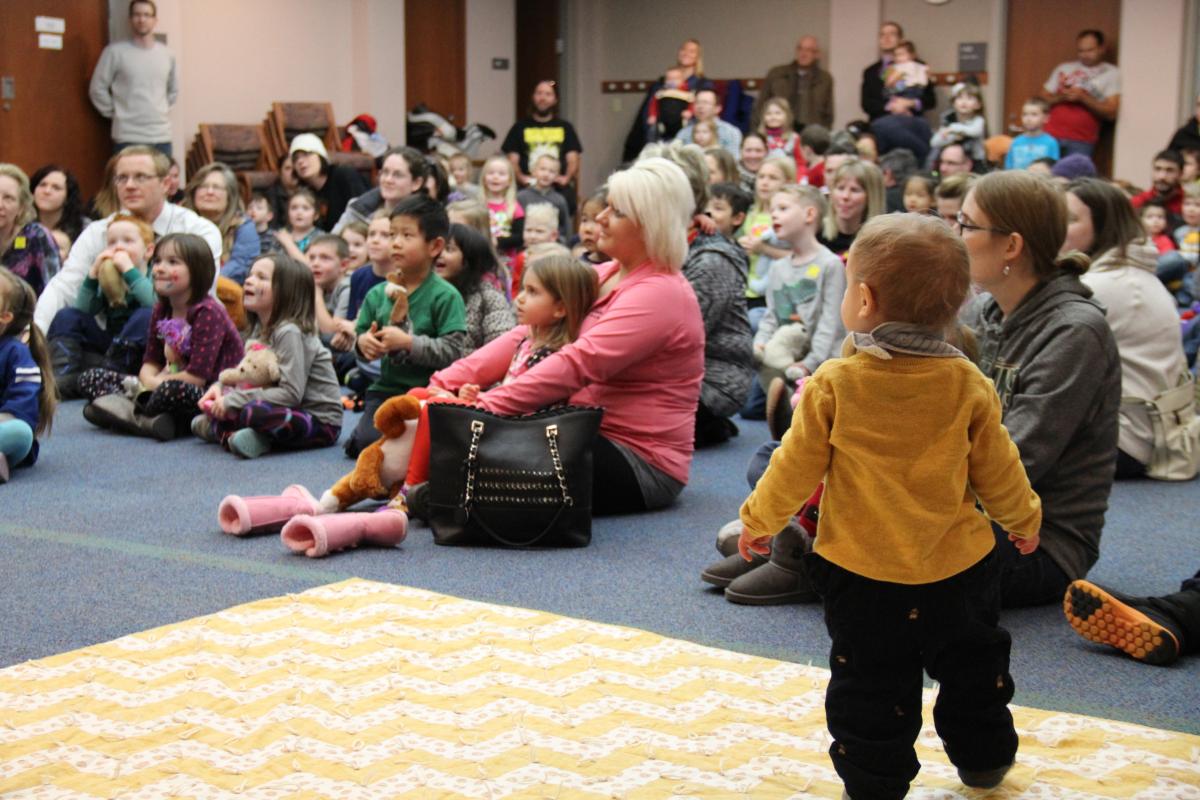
[[89, 0, 178, 157]]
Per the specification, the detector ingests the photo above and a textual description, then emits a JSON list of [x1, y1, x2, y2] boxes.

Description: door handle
[[1, 76, 13, 111]]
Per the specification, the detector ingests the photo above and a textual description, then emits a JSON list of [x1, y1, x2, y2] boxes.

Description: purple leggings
[[213, 399, 340, 451]]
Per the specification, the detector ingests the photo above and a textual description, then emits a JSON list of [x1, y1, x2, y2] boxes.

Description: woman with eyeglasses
[[962, 170, 1120, 608], [330, 147, 429, 234], [181, 163, 260, 285]]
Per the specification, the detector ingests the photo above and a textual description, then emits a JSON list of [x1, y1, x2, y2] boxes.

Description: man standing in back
[[89, 0, 178, 157]]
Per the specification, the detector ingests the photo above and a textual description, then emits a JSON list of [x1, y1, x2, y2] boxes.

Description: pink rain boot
[[280, 507, 408, 558], [217, 484, 321, 536]]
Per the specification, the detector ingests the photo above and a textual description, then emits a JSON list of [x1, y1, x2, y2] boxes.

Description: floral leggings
[[212, 400, 340, 451]]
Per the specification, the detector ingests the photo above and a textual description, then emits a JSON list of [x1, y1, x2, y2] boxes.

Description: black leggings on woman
[[592, 436, 651, 516]]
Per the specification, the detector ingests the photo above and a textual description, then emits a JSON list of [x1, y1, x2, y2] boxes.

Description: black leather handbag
[[426, 404, 604, 548]]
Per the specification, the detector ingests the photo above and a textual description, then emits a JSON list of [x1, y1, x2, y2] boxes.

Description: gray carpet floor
[[2, 401, 1197, 735]]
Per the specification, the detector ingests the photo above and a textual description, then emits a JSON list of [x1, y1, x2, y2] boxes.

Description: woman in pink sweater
[[431, 158, 705, 513]]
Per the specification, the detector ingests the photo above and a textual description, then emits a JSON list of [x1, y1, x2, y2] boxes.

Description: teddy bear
[[96, 258, 128, 308], [198, 342, 280, 416], [219, 342, 280, 389], [762, 322, 810, 380], [319, 394, 422, 513], [385, 272, 410, 328]]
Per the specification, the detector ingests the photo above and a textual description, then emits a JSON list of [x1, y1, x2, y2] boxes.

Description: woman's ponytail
[[1053, 250, 1092, 276]]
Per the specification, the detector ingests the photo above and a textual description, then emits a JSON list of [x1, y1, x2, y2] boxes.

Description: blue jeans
[[0, 419, 34, 465], [1056, 139, 1095, 158], [1156, 251, 1196, 306], [47, 306, 153, 352]]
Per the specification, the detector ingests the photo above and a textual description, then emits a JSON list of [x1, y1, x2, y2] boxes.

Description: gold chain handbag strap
[[545, 424, 573, 507], [463, 419, 485, 516]]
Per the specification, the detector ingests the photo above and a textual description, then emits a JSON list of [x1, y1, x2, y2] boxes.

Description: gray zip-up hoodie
[[974, 271, 1121, 581], [682, 233, 755, 418]]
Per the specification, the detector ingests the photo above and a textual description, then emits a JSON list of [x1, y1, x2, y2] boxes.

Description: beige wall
[[109, 0, 407, 174], [1113, 0, 1187, 187], [562, 0, 831, 194], [106, 0, 1195, 190], [466, 0, 516, 160]]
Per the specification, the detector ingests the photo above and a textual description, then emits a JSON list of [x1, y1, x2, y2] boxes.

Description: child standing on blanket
[[81, 233, 243, 441], [401, 253, 598, 516], [737, 213, 1042, 800], [0, 268, 57, 484], [346, 193, 467, 458], [195, 254, 343, 459]]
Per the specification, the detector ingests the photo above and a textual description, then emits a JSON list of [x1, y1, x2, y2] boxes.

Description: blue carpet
[[2, 402, 1197, 734]]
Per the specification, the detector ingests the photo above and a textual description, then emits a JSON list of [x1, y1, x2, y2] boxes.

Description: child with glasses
[[737, 212, 1041, 800]]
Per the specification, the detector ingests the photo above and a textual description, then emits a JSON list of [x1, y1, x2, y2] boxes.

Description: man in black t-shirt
[[501, 81, 583, 218]]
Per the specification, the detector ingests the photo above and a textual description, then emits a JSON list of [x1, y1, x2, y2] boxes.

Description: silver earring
[[1003, 264, 1011, 276]]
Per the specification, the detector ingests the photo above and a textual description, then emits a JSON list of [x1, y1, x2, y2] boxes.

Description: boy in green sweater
[[738, 213, 1041, 799], [345, 194, 466, 457]]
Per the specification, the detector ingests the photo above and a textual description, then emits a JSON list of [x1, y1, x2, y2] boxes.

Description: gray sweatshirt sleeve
[[89, 46, 116, 118], [223, 325, 309, 412], [801, 256, 848, 373], [409, 329, 468, 369], [167, 54, 178, 105], [1003, 320, 1114, 486]]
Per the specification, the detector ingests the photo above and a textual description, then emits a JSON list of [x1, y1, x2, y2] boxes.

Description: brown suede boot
[[83, 394, 140, 435], [725, 520, 818, 605]]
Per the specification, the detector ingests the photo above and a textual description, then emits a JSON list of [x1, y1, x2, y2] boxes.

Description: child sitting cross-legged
[[737, 212, 1042, 800], [46, 213, 157, 398], [195, 254, 343, 458], [345, 193, 467, 458]]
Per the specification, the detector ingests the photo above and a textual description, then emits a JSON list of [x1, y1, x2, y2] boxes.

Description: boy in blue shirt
[[1005, 98, 1060, 170], [345, 194, 467, 457]]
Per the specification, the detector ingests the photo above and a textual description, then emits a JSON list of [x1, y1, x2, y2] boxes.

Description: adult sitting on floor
[[331, 147, 429, 234], [963, 171, 1120, 607], [639, 141, 754, 447], [290, 133, 369, 233], [1063, 178, 1191, 480], [181, 163, 260, 284], [428, 158, 705, 514], [35, 146, 221, 334]]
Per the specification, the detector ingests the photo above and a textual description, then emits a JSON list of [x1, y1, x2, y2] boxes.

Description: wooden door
[[515, 0, 560, 120], [405, 0, 466, 124], [1004, 0, 1121, 175], [0, 1, 111, 198]]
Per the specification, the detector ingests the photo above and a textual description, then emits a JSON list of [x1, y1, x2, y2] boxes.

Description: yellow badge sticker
[[13, 237, 27, 250], [806, 264, 821, 278]]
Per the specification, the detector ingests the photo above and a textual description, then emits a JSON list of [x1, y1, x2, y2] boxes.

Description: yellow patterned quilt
[[2, 579, 1198, 798]]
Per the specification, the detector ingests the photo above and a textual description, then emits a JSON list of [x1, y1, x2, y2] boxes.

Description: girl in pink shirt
[[404, 253, 597, 491]]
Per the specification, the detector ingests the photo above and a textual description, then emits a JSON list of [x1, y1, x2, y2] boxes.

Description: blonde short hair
[[607, 157, 694, 271], [771, 183, 827, 221], [849, 213, 970, 329], [524, 202, 559, 231]]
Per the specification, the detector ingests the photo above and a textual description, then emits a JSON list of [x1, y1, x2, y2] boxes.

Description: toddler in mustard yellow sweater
[[738, 213, 1042, 800]]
